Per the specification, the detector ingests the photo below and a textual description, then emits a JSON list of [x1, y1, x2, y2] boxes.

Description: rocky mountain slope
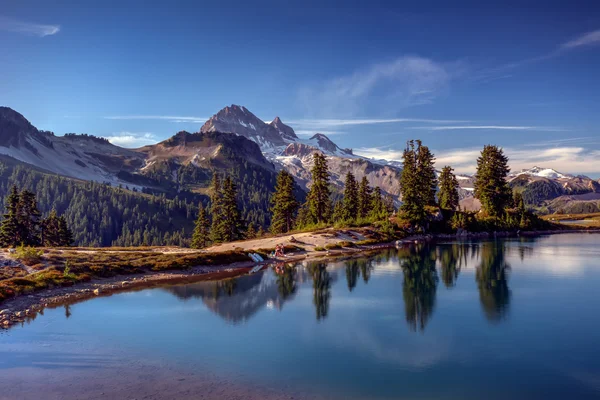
[[201, 105, 401, 198], [0, 107, 145, 185]]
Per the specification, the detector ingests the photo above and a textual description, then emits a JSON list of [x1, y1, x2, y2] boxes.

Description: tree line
[[0, 186, 73, 248], [399, 140, 546, 232], [191, 152, 394, 248]]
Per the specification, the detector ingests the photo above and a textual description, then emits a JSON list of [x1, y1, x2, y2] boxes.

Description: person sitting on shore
[[275, 244, 285, 257]]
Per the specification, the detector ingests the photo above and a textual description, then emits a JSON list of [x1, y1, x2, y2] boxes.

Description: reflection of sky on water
[[2, 234, 600, 400]]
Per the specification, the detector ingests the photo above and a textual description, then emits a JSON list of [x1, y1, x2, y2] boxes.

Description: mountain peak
[[200, 105, 296, 147], [0, 106, 40, 147], [308, 133, 352, 156]]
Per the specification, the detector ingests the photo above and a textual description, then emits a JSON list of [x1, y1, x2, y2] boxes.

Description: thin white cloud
[[0, 16, 60, 37], [561, 29, 600, 49], [297, 56, 465, 117], [287, 117, 469, 129], [102, 132, 158, 148], [410, 125, 567, 132], [356, 145, 600, 176], [104, 115, 208, 124], [295, 130, 345, 136]]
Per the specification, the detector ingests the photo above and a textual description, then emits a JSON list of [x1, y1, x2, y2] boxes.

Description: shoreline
[[1, 228, 599, 329]]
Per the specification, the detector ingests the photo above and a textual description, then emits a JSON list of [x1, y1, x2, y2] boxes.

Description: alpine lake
[[2, 233, 600, 400]]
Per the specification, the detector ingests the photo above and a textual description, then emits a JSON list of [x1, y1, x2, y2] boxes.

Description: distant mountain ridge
[[1, 105, 598, 217]]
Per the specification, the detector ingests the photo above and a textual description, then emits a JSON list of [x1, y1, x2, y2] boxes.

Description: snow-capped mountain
[[200, 105, 403, 198], [510, 166, 573, 180]]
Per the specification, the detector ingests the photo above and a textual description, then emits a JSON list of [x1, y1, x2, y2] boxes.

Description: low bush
[[14, 245, 44, 265]]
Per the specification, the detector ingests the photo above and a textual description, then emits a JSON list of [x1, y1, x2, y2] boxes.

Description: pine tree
[[416, 142, 437, 206], [270, 170, 299, 234], [191, 203, 210, 248], [245, 223, 257, 240], [357, 176, 372, 219], [17, 190, 42, 246], [369, 186, 386, 219], [400, 140, 438, 225], [400, 141, 425, 224], [438, 166, 460, 211], [304, 153, 332, 225], [474, 145, 512, 217], [42, 209, 61, 247], [332, 201, 344, 223], [218, 176, 244, 242], [256, 226, 265, 238], [209, 174, 225, 243], [57, 215, 73, 246], [341, 172, 359, 221], [0, 186, 21, 247]]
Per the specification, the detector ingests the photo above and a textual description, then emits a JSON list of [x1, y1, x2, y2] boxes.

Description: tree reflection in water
[[276, 264, 297, 299], [345, 260, 360, 292], [476, 241, 511, 322], [437, 243, 468, 288], [400, 244, 438, 332], [308, 262, 331, 321]]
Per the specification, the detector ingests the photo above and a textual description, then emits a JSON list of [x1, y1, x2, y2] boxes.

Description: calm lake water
[[2, 234, 600, 400]]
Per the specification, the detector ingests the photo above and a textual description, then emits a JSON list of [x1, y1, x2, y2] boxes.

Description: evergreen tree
[[369, 186, 386, 220], [416, 142, 437, 206], [474, 145, 512, 217], [246, 223, 257, 239], [256, 226, 265, 238], [400, 140, 437, 225], [0, 186, 21, 247], [191, 203, 210, 249], [332, 201, 344, 223], [57, 215, 73, 246], [400, 141, 425, 224], [304, 153, 332, 225], [270, 170, 299, 234], [218, 176, 244, 242], [209, 174, 225, 243], [438, 166, 460, 211], [42, 209, 61, 247], [341, 172, 359, 221], [357, 176, 372, 219], [17, 190, 42, 246]]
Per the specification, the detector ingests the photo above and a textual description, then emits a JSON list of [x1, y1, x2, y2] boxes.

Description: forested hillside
[[0, 156, 199, 246]]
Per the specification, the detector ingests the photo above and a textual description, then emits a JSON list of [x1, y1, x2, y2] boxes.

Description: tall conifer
[[474, 145, 511, 217], [270, 170, 299, 234]]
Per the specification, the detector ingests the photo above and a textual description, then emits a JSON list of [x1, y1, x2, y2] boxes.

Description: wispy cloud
[[101, 132, 158, 148], [295, 130, 345, 136], [561, 29, 600, 49], [297, 56, 465, 117], [473, 28, 600, 82], [0, 16, 60, 37], [356, 145, 600, 176], [409, 125, 567, 132], [104, 115, 208, 124]]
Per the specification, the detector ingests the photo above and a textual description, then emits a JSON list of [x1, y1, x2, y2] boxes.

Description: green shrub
[[14, 245, 43, 265]]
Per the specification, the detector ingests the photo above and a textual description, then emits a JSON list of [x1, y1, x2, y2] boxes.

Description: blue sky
[[1, 1, 600, 177]]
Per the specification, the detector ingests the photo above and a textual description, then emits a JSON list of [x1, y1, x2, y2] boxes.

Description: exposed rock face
[[270, 116, 297, 141], [200, 104, 288, 147], [0, 107, 145, 184], [200, 105, 403, 200]]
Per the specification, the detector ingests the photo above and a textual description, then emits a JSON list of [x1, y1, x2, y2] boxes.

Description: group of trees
[[0, 186, 73, 248], [400, 140, 460, 225], [296, 153, 391, 229], [191, 175, 245, 248], [399, 139, 544, 232]]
